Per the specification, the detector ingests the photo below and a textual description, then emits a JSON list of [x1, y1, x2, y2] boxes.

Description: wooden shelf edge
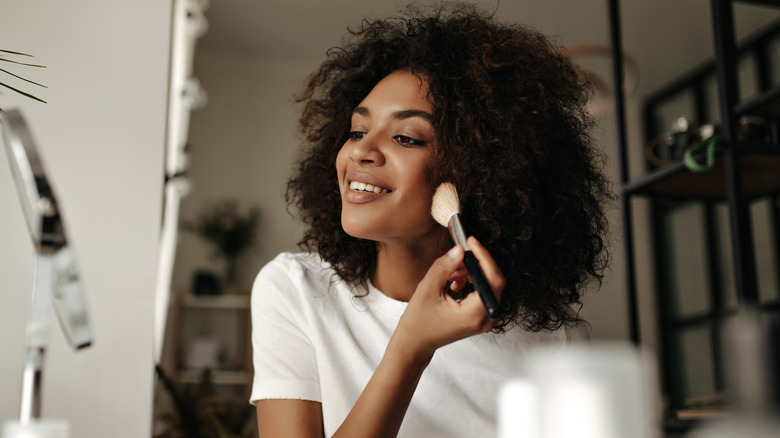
[[177, 369, 252, 385], [624, 148, 780, 201], [734, 0, 780, 10], [183, 293, 250, 309], [736, 84, 780, 119]]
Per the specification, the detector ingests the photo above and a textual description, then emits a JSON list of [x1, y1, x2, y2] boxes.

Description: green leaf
[[0, 50, 47, 105], [0, 81, 47, 103], [0, 68, 47, 88], [0, 57, 46, 69], [0, 49, 34, 57]]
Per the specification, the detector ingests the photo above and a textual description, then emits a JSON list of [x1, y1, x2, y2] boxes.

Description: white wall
[[0, 1, 170, 437]]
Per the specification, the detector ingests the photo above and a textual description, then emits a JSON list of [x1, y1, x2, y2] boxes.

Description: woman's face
[[336, 70, 442, 246]]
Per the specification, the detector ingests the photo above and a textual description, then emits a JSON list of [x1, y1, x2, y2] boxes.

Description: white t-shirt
[[250, 252, 577, 437]]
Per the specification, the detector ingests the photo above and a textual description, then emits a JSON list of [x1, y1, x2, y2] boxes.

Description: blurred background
[[2, 1, 779, 437]]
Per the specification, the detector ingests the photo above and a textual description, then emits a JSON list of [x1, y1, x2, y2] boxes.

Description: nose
[[348, 132, 385, 166]]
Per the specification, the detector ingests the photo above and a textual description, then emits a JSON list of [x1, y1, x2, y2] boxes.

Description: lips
[[343, 173, 392, 203]]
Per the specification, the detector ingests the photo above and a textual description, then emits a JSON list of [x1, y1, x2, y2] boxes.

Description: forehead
[[357, 70, 432, 112]]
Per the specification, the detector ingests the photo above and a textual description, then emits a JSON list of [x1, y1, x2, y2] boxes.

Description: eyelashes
[[347, 131, 365, 141], [393, 135, 427, 147], [347, 131, 427, 147]]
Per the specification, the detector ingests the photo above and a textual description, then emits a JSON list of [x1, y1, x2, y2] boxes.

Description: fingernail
[[448, 245, 464, 260]]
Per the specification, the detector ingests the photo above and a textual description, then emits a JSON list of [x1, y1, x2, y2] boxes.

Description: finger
[[448, 266, 468, 279], [421, 245, 465, 292], [467, 236, 505, 301], [448, 267, 468, 284], [458, 291, 497, 332], [449, 277, 466, 292]]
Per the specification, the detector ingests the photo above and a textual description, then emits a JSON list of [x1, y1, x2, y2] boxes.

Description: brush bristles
[[431, 182, 461, 227]]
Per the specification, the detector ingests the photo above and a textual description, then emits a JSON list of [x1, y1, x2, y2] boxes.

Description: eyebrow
[[353, 106, 434, 122]]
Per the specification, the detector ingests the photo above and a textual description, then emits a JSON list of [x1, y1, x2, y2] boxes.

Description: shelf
[[183, 293, 250, 309], [735, 0, 780, 7], [177, 369, 252, 385], [628, 81, 780, 201], [613, 0, 780, 419], [663, 418, 704, 436], [736, 85, 780, 119], [624, 144, 780, 201], [173, 292, 253, 389]]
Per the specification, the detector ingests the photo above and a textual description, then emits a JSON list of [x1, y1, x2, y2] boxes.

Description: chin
[[341, 219, 375, 241]]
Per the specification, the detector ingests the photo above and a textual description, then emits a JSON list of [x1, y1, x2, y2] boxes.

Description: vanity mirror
[[1, 109, 92, 438]]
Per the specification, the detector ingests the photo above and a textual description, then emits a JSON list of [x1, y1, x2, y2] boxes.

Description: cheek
[[409, 159, 435, 193], [335, 145, 349, 181], [406, 166, 437, 220]]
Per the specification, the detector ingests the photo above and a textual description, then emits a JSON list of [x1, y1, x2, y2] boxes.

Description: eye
[[393, 135, 426, 147], [348, 131, 366, 141]]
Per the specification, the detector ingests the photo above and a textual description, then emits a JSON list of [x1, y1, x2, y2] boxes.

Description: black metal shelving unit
[[607, 0, 780, 432]]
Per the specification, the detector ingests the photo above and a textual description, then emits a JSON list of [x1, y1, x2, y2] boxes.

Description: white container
[[498, 341, 660, 438], [184, 336, 222, 369], [3, 420, 69, 438]]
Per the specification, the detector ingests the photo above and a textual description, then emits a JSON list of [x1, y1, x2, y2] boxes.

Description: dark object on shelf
[[193, 271, 221, 296], [642, 115, 779, 195], [644, 117, 702, 167], [664, 417, 704, 437]]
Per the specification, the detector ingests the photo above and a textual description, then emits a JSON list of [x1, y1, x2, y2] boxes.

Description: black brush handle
[[463, 250, 500, 319]]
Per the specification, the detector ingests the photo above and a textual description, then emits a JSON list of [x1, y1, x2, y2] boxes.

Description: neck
[[371, 234, 446, 302]]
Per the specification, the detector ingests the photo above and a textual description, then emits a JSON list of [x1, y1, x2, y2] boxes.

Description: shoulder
[[255, 252, 332, 286], [251, 252, 341, 309], [251, 252, 355, 337]]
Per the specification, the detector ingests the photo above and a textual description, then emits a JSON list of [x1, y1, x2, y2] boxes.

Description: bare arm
[[256, 238, 504, 438], [256, 399, 324, 438]]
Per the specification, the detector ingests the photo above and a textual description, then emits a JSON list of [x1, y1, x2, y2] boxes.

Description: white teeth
[[349, 180, 389, 193]]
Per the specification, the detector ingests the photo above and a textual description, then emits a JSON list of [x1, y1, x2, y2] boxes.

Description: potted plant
[[154, 365, 257, 438], [182, 200, 260, 294]]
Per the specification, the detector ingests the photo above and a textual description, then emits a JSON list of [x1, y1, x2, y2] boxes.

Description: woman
[[250, 3, 612, 437]]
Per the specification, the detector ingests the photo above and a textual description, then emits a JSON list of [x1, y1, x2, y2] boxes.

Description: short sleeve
[[249, 254, 322, 404]]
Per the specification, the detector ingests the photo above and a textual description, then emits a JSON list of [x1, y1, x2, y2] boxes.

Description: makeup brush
[[431, 182, 500, 319]]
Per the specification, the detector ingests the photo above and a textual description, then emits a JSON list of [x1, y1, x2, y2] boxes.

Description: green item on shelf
[[683, 135, 719, 173]]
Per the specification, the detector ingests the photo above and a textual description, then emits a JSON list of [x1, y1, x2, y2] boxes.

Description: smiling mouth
[[349, 180, 391, 194]]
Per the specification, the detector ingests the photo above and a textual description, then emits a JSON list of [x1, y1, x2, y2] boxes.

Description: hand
[[392, 236, 505, 360]]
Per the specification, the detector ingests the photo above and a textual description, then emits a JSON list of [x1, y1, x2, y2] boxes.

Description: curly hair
[[286, 2, 614, 332]]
